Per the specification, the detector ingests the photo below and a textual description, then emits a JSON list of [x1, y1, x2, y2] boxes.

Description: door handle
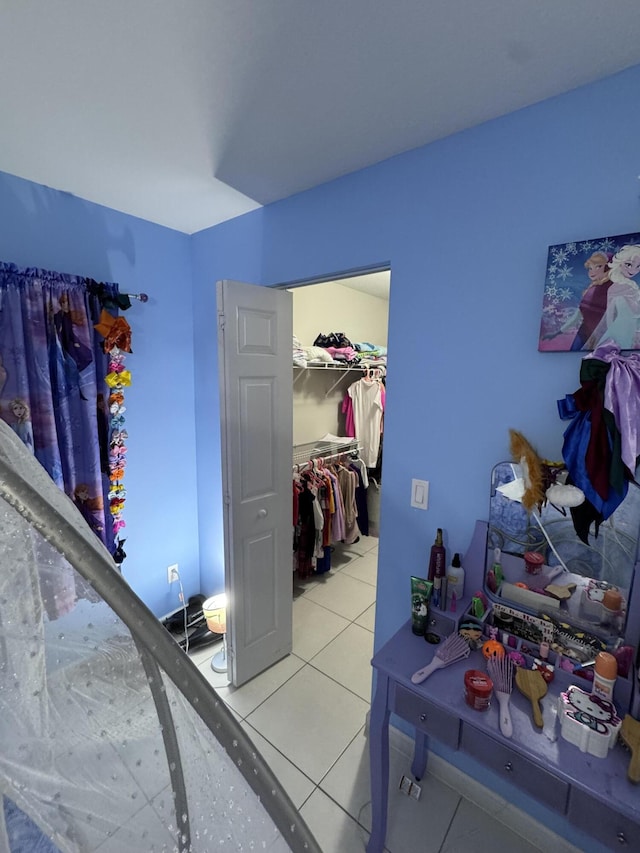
[[258, 508, 268, 518]]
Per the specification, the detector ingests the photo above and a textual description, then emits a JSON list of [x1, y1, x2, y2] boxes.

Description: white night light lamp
[[202, 593, 228, 673]]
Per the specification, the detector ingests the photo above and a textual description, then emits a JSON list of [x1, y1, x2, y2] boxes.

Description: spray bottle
[[428, 528, 446, 609]]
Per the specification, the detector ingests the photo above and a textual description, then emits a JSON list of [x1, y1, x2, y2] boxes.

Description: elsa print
[[9, 397, 34, 453], [595, 244, 640, 349]]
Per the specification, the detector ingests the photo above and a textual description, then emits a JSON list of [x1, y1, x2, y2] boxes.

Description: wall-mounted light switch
[[411, 479, 429, 510]]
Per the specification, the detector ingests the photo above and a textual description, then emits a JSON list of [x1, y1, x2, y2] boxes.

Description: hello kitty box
[[558, 685, 621, 758]]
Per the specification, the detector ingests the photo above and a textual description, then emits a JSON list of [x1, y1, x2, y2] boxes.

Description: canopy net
[[0, 420, 319, 853]]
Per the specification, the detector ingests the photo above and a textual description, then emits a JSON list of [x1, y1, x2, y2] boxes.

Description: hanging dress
[[347, 378, 384, 467]]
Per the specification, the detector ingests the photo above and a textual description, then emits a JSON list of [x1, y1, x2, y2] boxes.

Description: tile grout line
[[302, 782, 372, 851], [295, 590, 377, 625], [306, 658, 373, 705], [300, 621, 357, 664], [303, 617, 374, 665], [309, 719, 374, 842], [227, 655, 309, 720], [437, 796, 463, 853], [316, 723, 368, 794], [336, 567, 378, 588], [242, 717, 318, 789]]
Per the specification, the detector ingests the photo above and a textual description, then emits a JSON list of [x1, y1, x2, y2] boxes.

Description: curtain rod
[[123, 292, 149, 302]]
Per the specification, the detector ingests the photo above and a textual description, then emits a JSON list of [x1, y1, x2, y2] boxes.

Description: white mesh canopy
[[0, 420, 320, 853]]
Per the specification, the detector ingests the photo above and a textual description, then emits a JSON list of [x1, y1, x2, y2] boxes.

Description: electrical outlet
[[167, 563, 179, 584], [398, 775, 422, 800]]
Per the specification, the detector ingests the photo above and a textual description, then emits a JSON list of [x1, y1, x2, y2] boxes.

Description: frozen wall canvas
[[539, 232, 640, 352]]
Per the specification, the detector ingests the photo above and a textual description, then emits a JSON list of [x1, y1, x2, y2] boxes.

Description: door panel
[[239, 377, 275, 498], [217, 280, 293, 687], [243, 532, 277, 644]]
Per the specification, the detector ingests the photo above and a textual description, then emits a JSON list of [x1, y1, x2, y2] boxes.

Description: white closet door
[[217, 280, 293, 687]]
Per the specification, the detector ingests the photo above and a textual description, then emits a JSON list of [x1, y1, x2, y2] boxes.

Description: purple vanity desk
[[367, 522, 640, 853]]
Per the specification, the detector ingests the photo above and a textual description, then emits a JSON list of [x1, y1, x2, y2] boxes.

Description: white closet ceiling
[[1, 1, 640, 234], [335, 273, 390, 302]]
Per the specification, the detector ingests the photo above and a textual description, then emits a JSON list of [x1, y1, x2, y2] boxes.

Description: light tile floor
[[190, 538, 585, 853]]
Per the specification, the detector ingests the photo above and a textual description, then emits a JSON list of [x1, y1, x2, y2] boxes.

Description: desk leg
[[367, 672, 390, 853], [411, 730, 428, 781]]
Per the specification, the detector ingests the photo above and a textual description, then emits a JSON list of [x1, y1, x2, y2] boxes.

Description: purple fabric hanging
[[589, 341, 640, 474], [0, 262, 118, 617]]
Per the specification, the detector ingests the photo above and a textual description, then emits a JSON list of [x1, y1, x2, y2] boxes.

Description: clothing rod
[[293, 363, 360, 371], [292, 449, 360, 469], [293, 363, 385, 371], [292, 440, 361, 467]]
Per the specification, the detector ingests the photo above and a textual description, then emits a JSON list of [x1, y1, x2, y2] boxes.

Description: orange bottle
[[592, 652, 617, 703]]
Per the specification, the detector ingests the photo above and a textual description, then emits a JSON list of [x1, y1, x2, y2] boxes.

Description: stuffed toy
[[507, 429, 585, 513], [509, 429, 545, 512]]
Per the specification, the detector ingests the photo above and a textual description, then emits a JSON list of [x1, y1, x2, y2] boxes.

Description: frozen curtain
[[0, 262, 121, 616]]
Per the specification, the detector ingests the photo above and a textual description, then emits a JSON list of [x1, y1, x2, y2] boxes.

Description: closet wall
[[291, 278, 389, 445]]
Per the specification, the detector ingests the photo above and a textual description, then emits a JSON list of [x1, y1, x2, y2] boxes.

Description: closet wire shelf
[[293, 362, 385, 396], [292, 438, 361, 467], [293, 363, 360, 370], [293, 362, 363, 395]]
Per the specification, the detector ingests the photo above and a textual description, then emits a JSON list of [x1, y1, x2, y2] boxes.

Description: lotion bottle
[[446, 553, 465, 611], [592, 652, 617, 703]]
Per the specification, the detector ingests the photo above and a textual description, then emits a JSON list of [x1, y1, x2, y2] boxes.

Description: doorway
[[205, 272, 390, 839], [216, 269, 390, 687], [288, 271, 389, 612], [284, 270, 389, 709]]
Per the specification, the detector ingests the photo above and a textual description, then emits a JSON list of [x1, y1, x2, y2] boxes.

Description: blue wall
[[191, 63, 640, 655], [2, 63, 640, 652], [0, 170, 200, 618]]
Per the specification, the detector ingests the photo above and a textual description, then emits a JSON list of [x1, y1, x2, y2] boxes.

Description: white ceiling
[[2, 1, 640, 234]]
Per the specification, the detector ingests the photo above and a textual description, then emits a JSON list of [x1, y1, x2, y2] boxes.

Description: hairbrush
[[620, 715, 640, 783], [411, 633, 470, 684], [515, 667, 547, 728], [487, 654, 514, 737]]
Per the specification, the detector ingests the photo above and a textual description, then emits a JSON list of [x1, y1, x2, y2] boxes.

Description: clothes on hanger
[[343, 371, 385, 467], [292, 451, 368, 578]]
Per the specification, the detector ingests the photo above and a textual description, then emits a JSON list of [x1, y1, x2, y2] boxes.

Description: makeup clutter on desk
[[408, 447, 640, 780], [410, 575, 636, 772]]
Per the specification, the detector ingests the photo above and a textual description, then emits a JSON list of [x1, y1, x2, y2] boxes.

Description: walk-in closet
[[289, 272, 389, 611]]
